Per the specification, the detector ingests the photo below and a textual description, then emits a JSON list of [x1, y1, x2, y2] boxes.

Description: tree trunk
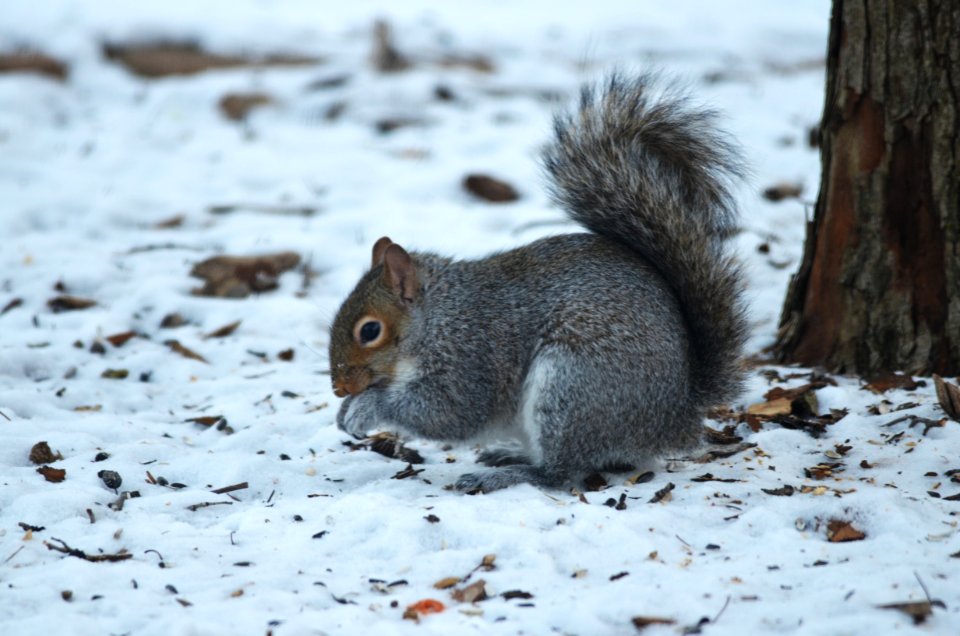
[[775, 0, 960, 376]]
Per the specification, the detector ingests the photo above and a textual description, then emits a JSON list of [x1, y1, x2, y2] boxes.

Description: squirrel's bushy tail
[[542, 73, 748, 407]]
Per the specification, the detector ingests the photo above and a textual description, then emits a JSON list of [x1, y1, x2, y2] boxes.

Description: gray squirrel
[[329, 73, 747, 492]]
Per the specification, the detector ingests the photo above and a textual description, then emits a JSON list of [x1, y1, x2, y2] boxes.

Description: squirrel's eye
[[359, 321, 381, 343], [355, 318, 383, 346]]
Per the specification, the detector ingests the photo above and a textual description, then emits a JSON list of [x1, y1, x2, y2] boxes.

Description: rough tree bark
[[775, 0, 960, 376]]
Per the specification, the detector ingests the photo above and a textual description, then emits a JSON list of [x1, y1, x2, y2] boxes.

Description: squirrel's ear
[[371, 236, 394, 268], [382, 243, 418, 303]]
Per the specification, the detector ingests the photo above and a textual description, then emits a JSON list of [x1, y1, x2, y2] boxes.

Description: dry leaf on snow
[[933, 374, 960, 421], [826, 519, 866, 543], [463, 174, 519, 203], [203, 320, 242, 339], [37, 466, 66, 482], [190, 252, 300, 298], [29, 441, 61, 465]]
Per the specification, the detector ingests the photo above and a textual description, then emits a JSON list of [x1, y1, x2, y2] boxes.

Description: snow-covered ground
[[2, 1, 959, 634]]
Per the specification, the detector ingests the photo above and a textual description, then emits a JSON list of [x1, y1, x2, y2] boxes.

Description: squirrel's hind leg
[[476, 447, 532, 467], [454, 353, 576, 493]]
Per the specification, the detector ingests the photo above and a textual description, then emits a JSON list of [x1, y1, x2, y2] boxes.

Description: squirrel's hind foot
[[476, 447, 532, 467], [454, 465, 567, 493]]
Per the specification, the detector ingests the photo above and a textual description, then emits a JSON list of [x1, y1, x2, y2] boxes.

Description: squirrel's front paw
[[336, 393, 380, 439]]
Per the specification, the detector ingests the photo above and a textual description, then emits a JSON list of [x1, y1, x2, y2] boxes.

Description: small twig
[[4, 546, 25, 564], [186, 501, 233, 512], [712, 595, 732, 624], [207, 203, 319, 217], [915, 572, 935, 605], [144, 549, 166, 568], [44, 538, 132, 562], [211, 481, 248, 495], [884, 415, 944, 436], [0, 409, 11, 421], [125, 243, 205, 255], [86, 509, 95, 524], [18, 522, 45, 533]]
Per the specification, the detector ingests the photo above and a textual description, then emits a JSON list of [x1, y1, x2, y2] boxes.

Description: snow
[[2, 1, 959, 634]]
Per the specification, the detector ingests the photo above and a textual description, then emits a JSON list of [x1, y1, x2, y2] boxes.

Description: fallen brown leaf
[[185, 415, 226, 427], [933, 374, 960, 421], [761, 182, 803, 202], [203, 320, 242, 339], [190, 252, 300, 298], [451, 579, 488, 603], [160, 312, 187, 328], [433, 577, 461, 590], [0, 51, 68, 80], [826, 519, 866, 543], [106, 331, 138, 347], [219, 92, 273, 121], [463, 174, 519, 203], [747, 397, 793, 417], [103, 41, 319, 78], [37, 466, 66, 483], [29, 441, 61, 465], [805, 462, 844, 480], [764, 383, 820, 414], [165, 340, 209, 363], [878, 600, 945, 625], [632, 616, 677, 630], [864, 373, 920, 394], [154, 214, 185, 229], [1, 297, 23, 315], [48, 295, 96, 312]]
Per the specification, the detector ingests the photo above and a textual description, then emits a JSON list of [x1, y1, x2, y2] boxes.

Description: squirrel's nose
[[333, 379, 363, 397], [333, 368, 371, 397]]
